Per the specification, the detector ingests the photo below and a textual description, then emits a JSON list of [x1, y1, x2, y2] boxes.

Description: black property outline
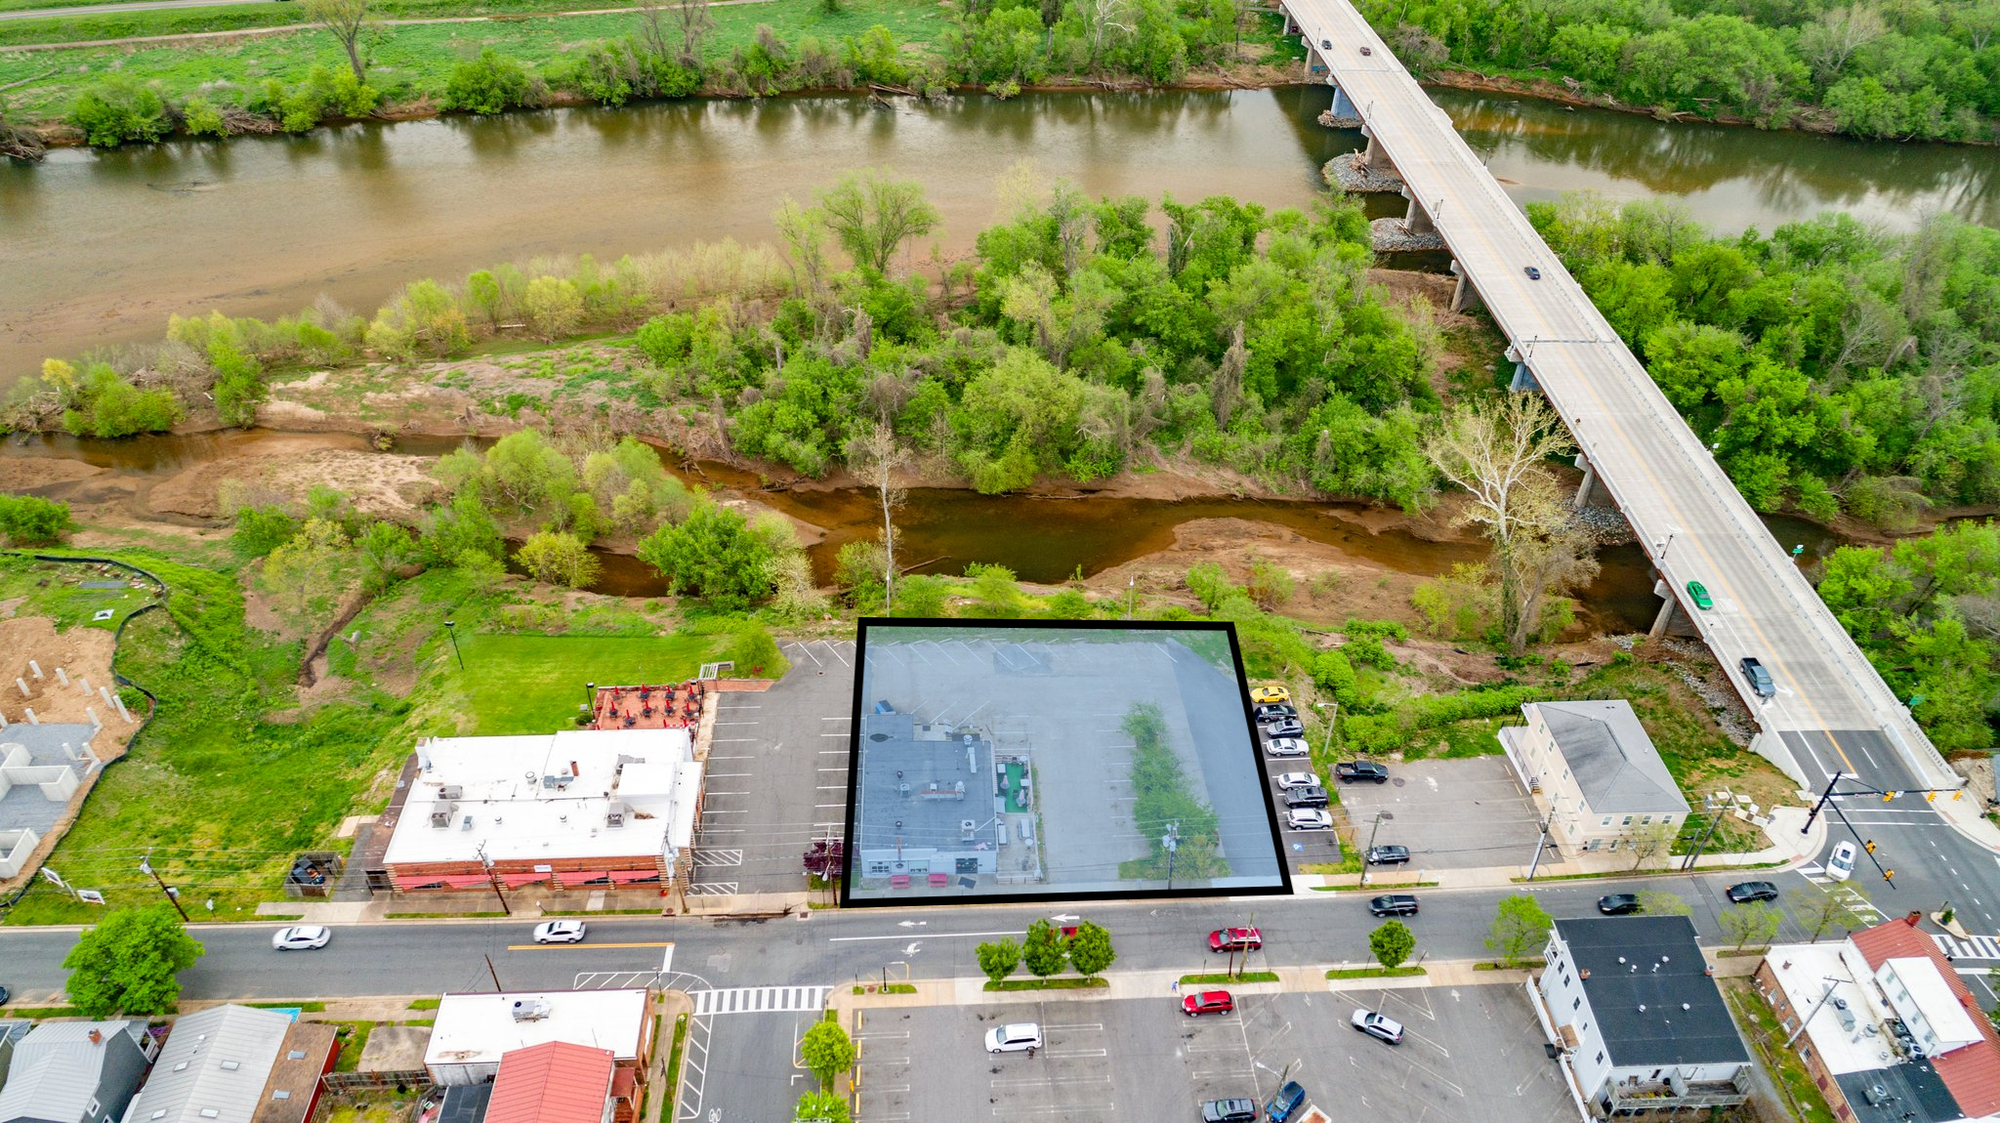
[[838, 616, 1295, 908]]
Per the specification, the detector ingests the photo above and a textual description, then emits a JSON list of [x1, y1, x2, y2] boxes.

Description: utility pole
[[1802, 771, 1845, 835], [1525, 809, 1555, 881], [1786, 978, 1850, 1048], [1681, 795, 1726, 871], [138, 853, 190, 922], [1163, 821, 1181, 891], [484, 954, 504, 992], [1315, 701, 1338, 760], [1358, 811, 1392, 889], [476, 842, 512, 916]]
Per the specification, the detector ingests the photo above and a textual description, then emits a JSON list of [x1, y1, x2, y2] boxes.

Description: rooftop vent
[[461, 815, 473, 831], [440, 784, 463, 800], [1638, 1005, 1647, 1013], [606, 801, 627, 828], [961, 819, 976, 841], [271, 1092, 291, 1102], [430, 801, 459, 829], [510, 998, 551, 1022], [220, 1061, 240, 1071]]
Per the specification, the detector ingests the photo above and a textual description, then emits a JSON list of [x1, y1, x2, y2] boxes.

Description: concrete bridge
[[1275, 0, 1959, 803]]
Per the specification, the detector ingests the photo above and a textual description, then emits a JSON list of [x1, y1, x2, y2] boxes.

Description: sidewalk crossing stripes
[[1934, 933, 2000, 960], [689, 985, 829, 1016]]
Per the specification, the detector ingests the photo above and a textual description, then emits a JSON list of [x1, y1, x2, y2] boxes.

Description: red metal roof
[[1851, 917, 2000, 1118], [486, 1041, 616, 1123]]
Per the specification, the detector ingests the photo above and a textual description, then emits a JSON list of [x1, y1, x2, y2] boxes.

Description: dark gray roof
[[854, 711, 998, 853], [1535, 701, 1688, 814], [1556, 916, 1748, 1068], [1835, 1064, 1960, 1123], [437, 1084, 493, 1123]]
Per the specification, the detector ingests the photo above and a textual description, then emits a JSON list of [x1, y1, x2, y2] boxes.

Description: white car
[[1352, 1009, 1404, 1044], [1826, 841, 1857, 882], [1274, 772, 1322, 791], [271, 925, 331, 951], [1264, 738, 1309, 758], [533, 920, 587, 944], [1286, 808, 1335, 831], [984, 1023, 1043, 1054]]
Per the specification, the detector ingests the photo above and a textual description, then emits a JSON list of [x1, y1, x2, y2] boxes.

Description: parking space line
[[988, 1075, 1112, 1089], [820, 750, 848, 755], [792, 643, 823, 665], [1396, 1051, 1465, 1098], [1043, 1049, 1108, 1058], [1040, 1022, 1103, 1030]]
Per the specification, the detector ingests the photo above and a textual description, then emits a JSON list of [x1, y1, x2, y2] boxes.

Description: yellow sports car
[[1250, 685, 1290, 705]]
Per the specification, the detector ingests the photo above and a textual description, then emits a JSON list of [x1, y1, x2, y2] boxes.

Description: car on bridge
[[1687, 581, 1713, 610], [1739, 656, 1777, 699], [1727, 880, 1779, 903], [1524, 266, 1542, 280]]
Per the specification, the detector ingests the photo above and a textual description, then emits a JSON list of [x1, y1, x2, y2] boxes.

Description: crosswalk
[[685, 882, 737, 896], [689, 985, 829, 1016], [1934, 933, 2000, 960]]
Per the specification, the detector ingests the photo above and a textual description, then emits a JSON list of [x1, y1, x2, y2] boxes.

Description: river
[[4, 86, 1996, 384]]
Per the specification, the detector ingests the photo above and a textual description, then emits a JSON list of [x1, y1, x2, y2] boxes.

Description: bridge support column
[[1573, 452, 1606, 507], [1283, 10, 1297, 34], [1331, 84, 1359, 121], [1648, 578, 1688, 641], [1449, 260, 1482, 314], [1401, 186, 1436, 237], [1361, 130, 1393, 174], [1505, 344, 1538, 392]]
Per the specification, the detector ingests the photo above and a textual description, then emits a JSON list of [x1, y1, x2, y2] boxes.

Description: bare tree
[[669, 0, 714, 67], [1213, 322, 1247, 428], [1797, 3, 1886, 83], [847, 423, 910, 614], [1423, 393, 1583, 650], [304, 0, 374, 84], [1786, 884, 1869, 942], [1625, 819, 1679, 870], [775, 197, 835, 336], [817, 170, 941, 275], [1080, 0, 1134, 70]]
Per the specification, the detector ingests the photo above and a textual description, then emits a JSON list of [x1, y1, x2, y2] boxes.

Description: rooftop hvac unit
[[542, 774, 573, 790], [961, 819, 976, 841], [509, 998, 551, 1022], [898, 783, 911, 796], [963, 734, 973, 745], [430, 801, 459, 829], [460, 815, 473, 831], [439, 784, 463, 800], [606, 801, 627, 828]]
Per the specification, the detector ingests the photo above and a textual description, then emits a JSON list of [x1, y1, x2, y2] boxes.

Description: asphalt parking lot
[[848, 985, 1573, 1123], [1337, 756, 1546, 872], [689, 639, 856, 897]]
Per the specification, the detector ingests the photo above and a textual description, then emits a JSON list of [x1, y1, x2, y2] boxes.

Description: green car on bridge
[[1687, 580, 1713, 610]]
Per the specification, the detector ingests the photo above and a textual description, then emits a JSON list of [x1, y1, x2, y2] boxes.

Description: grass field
[[447, 631, 716, 734], [0, 0, 953, 118]]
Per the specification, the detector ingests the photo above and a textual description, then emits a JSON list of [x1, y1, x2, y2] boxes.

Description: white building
[[1499, 700, 1689, 857], [381, 729, 701, 892], [1533, 916, 1751, 1117], [423, 990, 653, 1087]]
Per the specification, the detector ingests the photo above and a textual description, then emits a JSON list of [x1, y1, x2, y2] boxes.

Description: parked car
[[1286, 808, 1335, 832], [1739, 656, 1776, 699], [1369, 893, 1419, 917], [1524, 265, 1542, 280], [272, 925, 331, 951], [1210, 927, 1262, 953], [1274, 771, 1321, 791], [1597, 893, 1641, 915], [1265, 1081, 1308, 1123], [1727, 880, 1779, 903], [1827, 840, 1858, 882], [533, 920, 587, 944], [1265, 718, 1305, 737], [1282, 785, 1330, 809], [1351, 1009, 1405, 1044], [1335, 761, 1389, 784], [1255, 704, 1299, 723], [1366, 844, 1411, 865], [1182, 990, 1235, 1017], [1319, 37, 1331, 48], [1202, 1099, 1259, 1123], [984, 1023, 1042, 1053], [1264, 738, 1310, 758], [1250, 685, 1291, 705], [0, 983, 9, 1006], [1686, 580, 1713, 610], [1359, 44, 1372, 54]]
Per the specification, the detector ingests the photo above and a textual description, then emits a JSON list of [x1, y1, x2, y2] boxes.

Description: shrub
[[367, 280, 471, 359], [60, 365, 181, 437], [70, 78, 173, 147], [635, 312, 697, 367], [232, 505, 300, 557], [181, 95, 227, 138], [522, 276, 585, 340], [0, 495, 72, 545], [445, 50, 542, 115]]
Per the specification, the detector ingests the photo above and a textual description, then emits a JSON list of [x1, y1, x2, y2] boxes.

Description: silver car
[[984, 1022, 1042, 1053], [1352, 1009, 1404, 1044], [1264, 737, 1309, 758], [1274, 771, 1322, 790], [271, 925, 331, 951], [1286, 809, 1334, 831]]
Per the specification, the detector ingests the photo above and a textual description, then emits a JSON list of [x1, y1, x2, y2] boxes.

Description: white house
[[423, 990, 652, 1088], [1499, 700, 1689, 857]]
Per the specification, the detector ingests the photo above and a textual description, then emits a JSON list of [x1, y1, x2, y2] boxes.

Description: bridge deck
[[1282, 0, 1948, 791]]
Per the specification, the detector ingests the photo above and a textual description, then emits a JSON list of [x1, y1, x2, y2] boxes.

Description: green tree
[[893, 574, 952, 618], [1635, 890, 1692, 916], [514, 531, 601, 589], [260, 517, 352, 620], [967, 562, 1023, 617], [1786, 884, 1867, 942], [816, 170, 941, 274], [61, 904, 205, 1017], [232, 505, 300, 557], [637, 502, 780, 609], [977, 938, 1021, 984], [1720, 900, 1783, 951], [1369, 919, 1416, 971], [1067, 921, 1116, 978], [444, 49, 540, 115], [522, 275, 585, 340], [356, 520, 416, 590], [799, 1018, 856, 1092], [794, 1092, 851, 1123], [1485, 893, 1553, 966], [1022, 918, 1067, 977]]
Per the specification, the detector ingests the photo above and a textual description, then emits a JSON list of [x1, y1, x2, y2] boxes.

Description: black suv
[[1727, 880, 1779, 903], [1282, 785, 1330, 809], [1597, 893, 1640, 915], [1369, 893, 1419, 917], [1254, 703, 1298, 723], [1366, 845, 1411, 865]]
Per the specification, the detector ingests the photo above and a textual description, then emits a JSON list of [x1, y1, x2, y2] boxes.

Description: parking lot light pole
[[1358, 811, 1392, 888]]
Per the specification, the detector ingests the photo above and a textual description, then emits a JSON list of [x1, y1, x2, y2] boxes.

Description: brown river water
[[4, 86, 1995, 384]]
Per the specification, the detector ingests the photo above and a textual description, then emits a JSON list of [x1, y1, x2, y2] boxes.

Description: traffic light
[[1884, 870, 1896, 882], [1883, 791, 1900, 801], [1927, 791, 1937, 802], [1865, 840, 1877, 853]]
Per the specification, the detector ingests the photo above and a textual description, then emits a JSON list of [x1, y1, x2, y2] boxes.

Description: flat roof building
[[1500, 700, 1690, 859], [383, 730, 700, 893], [853, 710, 1000, 890], [424, 991, 652, 1088]]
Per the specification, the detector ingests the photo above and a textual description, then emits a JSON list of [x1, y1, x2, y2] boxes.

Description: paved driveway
[[1338, 756, 1545, 872]]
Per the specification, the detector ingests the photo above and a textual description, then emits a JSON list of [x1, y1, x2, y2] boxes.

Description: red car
[[1183, 990, 1235, 1017], [1208, 927, 1262, 953]]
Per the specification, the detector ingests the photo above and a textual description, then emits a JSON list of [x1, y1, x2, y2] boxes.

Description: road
[[2, 871, 1990, 1005], [0, 0, 276, 20], [1280, 0, 1954, 806]]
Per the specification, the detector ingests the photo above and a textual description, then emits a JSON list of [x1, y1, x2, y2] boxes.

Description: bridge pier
[[1400, 186, 1436, 236], [1449, 260, 1482, 314], [1573, 452, 1613, 508], [1362, 131, 1394, 174], [1318, 84, 1363, 129], [1648, 578, 1698, 641], [1505, 344, 1538, 392]]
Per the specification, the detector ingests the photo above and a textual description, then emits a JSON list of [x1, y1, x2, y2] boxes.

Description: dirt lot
[[0, 614, 123, 728]]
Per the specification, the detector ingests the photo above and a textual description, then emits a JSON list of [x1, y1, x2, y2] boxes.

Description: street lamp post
[[443, 618, 465, 671], [1357, 811, 1393, 888]]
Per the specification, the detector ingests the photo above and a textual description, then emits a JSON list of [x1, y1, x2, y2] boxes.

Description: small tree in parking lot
[[1486, 893, 1552, 966], [800, 1017, 856, 1091], [977, 938, 1020, 985], [1370, 920, 1415, 971], [1637, 890, 1692, 916]]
